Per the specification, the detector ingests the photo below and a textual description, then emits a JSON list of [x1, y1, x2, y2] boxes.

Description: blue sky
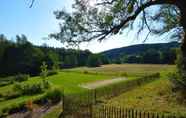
[[0, 0, 171, 53]]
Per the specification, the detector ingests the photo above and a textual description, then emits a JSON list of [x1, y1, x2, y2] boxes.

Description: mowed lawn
[[0, 71, 112, 110]]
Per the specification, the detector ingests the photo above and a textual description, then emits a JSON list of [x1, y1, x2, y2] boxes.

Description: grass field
[[0, 71, 112, 111], [0, 64, 183, 117], [66, 64, 186, 116], [106, 78, 186, 116], [67, 64, 175, 77]]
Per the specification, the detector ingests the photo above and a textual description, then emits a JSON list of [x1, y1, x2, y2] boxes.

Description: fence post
[[59, 89, 65, 118], [152, 113, 155, 118], [131, 109, 134, 118], [93, 89, 96, 104], [148, 112, 150, 118], [125, 109, 128, 118], [135, 110, 137, 118], [156, 113, 159, 118], [129, 109, 131, 118], [119, 107, 122, 118], [139, 111, 142, 118]]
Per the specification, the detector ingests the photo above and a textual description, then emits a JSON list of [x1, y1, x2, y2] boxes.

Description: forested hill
[[0, 34, 108, 77], [101, 42, 180, 64]]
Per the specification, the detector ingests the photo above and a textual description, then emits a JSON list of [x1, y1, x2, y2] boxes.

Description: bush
[[0, 81, 12, 87], [119, 72, 128, 77], [43, 88, 62, 104], [83, 70, 89, 74], [24, 83, 44, 95], [0, 74, 29, 87], [3, 91, 21, 100], [0, 101, 26, 116], [43, 80, 51, 89], [13, 82, 22, 92], [13, 81, 50, 96], [14, 74, 29, 82], [168, 72, 186, 91]]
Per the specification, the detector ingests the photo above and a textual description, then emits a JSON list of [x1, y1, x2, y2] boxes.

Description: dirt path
[[80, 78, 127, 89]]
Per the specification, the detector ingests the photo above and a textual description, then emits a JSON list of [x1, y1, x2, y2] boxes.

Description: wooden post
[[139, 111, 142, 118], [135, 110, 137, 118], [131, 109, 134, 118], [152, 113, 155, 118], [156, 113, 159, 118]]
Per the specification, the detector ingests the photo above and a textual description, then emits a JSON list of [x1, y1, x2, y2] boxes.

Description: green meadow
[[0, 71, 112, 111], [1, 64, 185, 117]]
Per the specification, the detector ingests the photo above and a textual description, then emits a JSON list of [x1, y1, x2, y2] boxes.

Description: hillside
[[102, 42, 180, 60]]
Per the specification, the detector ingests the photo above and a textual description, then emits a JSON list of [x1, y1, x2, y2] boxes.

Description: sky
[[0, 0, 172, 53]]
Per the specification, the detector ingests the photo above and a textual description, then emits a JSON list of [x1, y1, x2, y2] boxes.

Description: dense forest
[[0, 34, 108, 77], [102, 42, 179, 64]]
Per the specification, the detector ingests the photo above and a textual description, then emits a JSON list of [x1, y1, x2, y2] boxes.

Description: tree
[[40, 61, 48, 79], [100, 54, 110, 64], [160, 48, 177, 64], [44, 50, 60, 70], [87, 54, 101, 67], [142, 49, 161, 64], [0, 35, 45, 76], [63, 54, 78, 68], [51, 0, 186, 86], [122, 55, 142, 63]]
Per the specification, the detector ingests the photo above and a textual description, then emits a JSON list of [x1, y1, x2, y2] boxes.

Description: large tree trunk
[[178, 1, 186, 85]]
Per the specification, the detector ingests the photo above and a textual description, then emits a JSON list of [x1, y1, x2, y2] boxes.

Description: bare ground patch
[[80, 78, 127, 89]]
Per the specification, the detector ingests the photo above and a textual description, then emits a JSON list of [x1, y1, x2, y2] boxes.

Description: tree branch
[[96, 0, 176, 41], [96, 0, 116, 5], [29, 0, 35, 8]]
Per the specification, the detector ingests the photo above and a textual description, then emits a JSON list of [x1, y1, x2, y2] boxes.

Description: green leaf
[[104, 15, 113, 25], [112, 0, 124, 13], [127, 3, 134, 14]]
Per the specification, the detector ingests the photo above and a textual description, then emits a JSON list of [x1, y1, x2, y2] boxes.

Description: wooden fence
[[60, 73, 186, 118], [61, 93, 186, 118], [93, 105, 186, 118], [94, 73, 160, 101]]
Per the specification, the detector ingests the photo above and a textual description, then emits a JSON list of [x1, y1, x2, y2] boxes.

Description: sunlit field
[[67, 64, 176, 77], [0, 64, 183, 117]]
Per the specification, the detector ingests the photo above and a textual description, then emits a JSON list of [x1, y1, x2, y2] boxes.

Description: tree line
[[0, 34, 178, 77], [110, 48, 177, 64], [0, 34, 109, 77]]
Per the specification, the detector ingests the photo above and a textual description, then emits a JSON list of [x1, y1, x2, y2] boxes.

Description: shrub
[[43, 80, 51, 89], [83, 70, 89, 74], [6, 102, 26, 114], [119, 72, 128, 77], [43, 88, 62, 104], [40, 61, 48, 79], [14, 74, 29, 82], [0, 81, 12, 87], [3, 90, 21, 100], [12, 81, 51, 96], [168, 72, 186, 91], [13, 82, 22, 92], [24, 83, 43, 95], [0, 74, 29, 87]]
